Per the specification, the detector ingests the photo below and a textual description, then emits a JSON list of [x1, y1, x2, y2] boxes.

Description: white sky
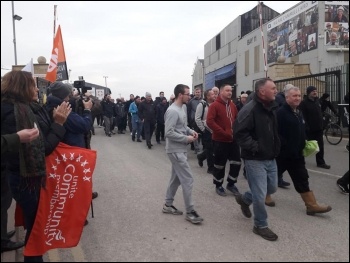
[[1, 1, 300, 100]]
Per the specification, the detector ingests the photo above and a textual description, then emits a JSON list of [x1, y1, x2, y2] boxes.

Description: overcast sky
[[1, 1, 300, 99]]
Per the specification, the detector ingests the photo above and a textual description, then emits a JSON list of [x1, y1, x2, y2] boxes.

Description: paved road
[[2, 127, 349, 262]]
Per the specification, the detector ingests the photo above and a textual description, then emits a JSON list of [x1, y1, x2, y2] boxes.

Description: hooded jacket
[[206, 96, 238, 142]]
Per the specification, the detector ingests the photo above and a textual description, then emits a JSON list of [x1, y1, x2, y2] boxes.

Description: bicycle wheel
[[325, 123, 343, 145]]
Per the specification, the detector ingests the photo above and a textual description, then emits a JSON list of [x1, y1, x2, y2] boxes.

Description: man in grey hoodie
[[162, 84, 203, 224]]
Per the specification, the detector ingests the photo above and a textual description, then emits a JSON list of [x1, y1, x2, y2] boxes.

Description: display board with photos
[[266, 1, 319, 63], [324, 1, 349, 46]]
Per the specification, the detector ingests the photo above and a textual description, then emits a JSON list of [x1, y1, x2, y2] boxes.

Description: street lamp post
[[12, 1, 22, 65], [103, 76, 108, 87]]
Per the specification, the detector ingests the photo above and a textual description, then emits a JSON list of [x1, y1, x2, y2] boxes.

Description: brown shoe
[[265, 194, 276, 207]]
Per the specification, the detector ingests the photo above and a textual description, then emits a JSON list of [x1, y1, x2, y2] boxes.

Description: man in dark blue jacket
[[275, 86, 331, 215]]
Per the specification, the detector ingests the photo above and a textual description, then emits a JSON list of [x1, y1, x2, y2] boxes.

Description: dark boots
[[300, 191, 332, 215], [147, 141, 152, 149]]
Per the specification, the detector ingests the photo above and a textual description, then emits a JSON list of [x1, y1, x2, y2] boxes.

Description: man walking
[[233, 78, 280, 241], [138, 92, 156, 149], [299, 86, 331, 169], [275, 85, 331, 215], [162, 84, 203, 224], [207, 84, 241, 197], [195, 89, 217, 174]]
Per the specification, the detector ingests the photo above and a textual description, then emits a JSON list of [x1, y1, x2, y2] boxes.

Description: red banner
[[45, 25, 68, 82], [23, 142, 97, 256]]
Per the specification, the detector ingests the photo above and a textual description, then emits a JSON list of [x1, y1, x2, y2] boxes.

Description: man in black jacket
[[233, 78, 280, 241], [138, 92, 156, 149], [101, 94, 115, 137], [299, 86, 330, 169]]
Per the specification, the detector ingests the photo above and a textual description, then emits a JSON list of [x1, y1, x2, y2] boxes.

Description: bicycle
[[323, 112, 343, 145]]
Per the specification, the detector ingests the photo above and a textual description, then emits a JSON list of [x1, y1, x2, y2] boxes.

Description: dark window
[[216, 34, 221, 51]]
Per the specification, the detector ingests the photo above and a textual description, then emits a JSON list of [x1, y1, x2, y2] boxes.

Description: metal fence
[[274, 63, 349, 104], [274, 70, 342, 104]]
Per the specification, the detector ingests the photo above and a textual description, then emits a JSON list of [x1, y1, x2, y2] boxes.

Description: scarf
[[14, 102, 46, 186]]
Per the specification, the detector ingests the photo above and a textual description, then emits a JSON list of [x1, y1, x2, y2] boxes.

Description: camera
[[73, 77, 92, 101], [73, 76, 93, 114]]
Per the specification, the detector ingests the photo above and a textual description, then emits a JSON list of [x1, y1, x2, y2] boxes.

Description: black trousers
[[338, 171, 349, 185], [156, 123, 165, 142], [306, 130, 325, 165], [1, 170, 12, 244], [212, 140, 241, 187], [197, 130, 214, 171], [143, 120, 155, 142], [276, 156, 310, 193]]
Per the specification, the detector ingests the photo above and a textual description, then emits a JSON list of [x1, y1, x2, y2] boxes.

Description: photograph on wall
[[266, 1, 319, 63], [325, 2, 349, 46]]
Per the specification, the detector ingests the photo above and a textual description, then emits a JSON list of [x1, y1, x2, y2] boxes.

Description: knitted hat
[[306, 86, 317, 95], [145, 92, 152, 97], [49, 82, 72, 100]]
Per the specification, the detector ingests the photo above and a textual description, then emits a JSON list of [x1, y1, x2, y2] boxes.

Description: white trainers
[[162, 204, 183, 215]]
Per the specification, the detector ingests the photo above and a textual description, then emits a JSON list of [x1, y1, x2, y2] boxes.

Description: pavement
[[2, 127, 348, 262]]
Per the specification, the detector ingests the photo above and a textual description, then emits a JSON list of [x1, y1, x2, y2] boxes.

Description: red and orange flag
[[45, 25, 68, 82], [23, 142, 96, 256]]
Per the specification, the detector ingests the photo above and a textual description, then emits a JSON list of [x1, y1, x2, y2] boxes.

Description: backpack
[[192, 101, 207, 133]]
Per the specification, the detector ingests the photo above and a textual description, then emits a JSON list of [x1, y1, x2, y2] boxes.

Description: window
[[254, 45, 260, 73], [216, 34, 221, 51], [245, 50, 249, 76]]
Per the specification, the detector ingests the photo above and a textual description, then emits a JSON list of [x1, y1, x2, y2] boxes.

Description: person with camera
[[45, 81, 97, 224]]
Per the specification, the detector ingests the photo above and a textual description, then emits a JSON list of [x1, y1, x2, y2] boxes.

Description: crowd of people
[[1, 71, 348, 262]]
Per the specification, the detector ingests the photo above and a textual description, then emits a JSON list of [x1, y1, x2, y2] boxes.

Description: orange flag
[[45, 25, 68, 82], [23, 142, 96, 256]]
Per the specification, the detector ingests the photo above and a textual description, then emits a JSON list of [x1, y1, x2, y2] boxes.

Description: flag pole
[[53, 5, 57, 44], [258, 1, 268, 78]]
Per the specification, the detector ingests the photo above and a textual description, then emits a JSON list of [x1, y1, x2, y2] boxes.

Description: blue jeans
[[132, 117, 143, 139], [242, 159, 277, 228]]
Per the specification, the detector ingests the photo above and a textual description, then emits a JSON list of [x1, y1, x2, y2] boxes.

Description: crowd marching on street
[[1, 71, 349, 261]]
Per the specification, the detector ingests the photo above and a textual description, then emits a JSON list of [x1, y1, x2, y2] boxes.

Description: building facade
[[192, 1, 349, 100]]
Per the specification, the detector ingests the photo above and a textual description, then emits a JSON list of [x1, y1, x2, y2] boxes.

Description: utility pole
[[103, 76, 108, 87]]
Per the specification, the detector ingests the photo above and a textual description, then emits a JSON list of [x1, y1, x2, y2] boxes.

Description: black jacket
[[1, 101, 66, 173], [299, 97, 323, 134], [234, 94, 280, 160], [156, 103, 168, 124], [101, 99, 115, 118], [138, 100, 156, 122], [277, 103, 306, 159]]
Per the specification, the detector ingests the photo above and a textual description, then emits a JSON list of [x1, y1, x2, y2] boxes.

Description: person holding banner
[[45, 81, 94, 225], [1, 71, 71, 261]]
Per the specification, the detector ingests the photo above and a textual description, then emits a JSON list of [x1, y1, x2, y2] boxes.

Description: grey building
[[192, 1, 349, 100]]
